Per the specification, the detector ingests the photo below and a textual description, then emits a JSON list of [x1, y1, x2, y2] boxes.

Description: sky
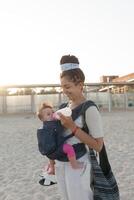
[[0, 0, 134, 86]]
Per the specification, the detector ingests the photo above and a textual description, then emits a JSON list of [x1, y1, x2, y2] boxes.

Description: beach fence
[[0, 82, 134, 114]]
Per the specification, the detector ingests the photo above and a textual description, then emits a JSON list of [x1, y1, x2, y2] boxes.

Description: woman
[[55, 55, 104, 200]]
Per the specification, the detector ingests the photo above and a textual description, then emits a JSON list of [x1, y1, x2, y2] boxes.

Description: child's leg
[[42, 159, 55, 175], [47, 159, 55, 174], [63, 143, 83, 169]]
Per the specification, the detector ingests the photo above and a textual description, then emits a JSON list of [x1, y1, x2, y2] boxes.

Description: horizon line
[[0, 82, 134, 89]]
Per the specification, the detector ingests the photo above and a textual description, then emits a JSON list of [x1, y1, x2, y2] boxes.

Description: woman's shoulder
[[78, 100, 99, 117], [85, 105, 104, 138], [85, 103, 100, 117], [84, 100, 98, 109]]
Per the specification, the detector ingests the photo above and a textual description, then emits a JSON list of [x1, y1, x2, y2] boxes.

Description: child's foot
[[43, 164, 55, 175], [47, 167, 55, 175], [71, 161, 84, 169], [39, 173, 57, 186], [39, 178, 56, 186]]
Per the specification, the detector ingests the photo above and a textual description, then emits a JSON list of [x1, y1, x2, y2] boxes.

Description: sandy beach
[[0, 111, 134, 200]]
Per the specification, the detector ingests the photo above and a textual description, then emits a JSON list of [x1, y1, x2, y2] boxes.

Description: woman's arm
[[59, 109, 104, 152], [71, 128, 103, 152]]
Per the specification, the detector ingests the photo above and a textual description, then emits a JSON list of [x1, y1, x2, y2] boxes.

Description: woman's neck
[[69, 96, 86, 109]]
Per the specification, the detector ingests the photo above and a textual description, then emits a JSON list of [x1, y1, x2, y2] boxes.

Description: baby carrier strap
[[72, 100, 98, 121], [59, 100, 98, 122], [81, 102, 111, 176]]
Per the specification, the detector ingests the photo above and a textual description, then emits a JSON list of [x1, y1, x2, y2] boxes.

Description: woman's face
[[60, 76, 83, 100]]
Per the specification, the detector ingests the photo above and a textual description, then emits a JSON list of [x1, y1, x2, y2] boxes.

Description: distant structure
[[99, 73, 134, 93], [100, 75, 119, 83], [112, 73, 134, 93], [112, 73, 134, 83]]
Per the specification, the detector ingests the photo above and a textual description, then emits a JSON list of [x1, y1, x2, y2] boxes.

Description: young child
[[37, 102, 83, 174]]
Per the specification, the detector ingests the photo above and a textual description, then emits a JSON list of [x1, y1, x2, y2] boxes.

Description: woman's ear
[[79, 82, 84, 90]]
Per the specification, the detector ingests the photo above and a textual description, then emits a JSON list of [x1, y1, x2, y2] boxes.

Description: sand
[[0, 111, 134, 200]]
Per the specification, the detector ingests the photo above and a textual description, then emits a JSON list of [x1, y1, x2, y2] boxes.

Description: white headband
[[61, 63, 79, 72]]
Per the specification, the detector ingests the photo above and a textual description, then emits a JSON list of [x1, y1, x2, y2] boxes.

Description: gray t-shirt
[[85, 106, 104, 138]]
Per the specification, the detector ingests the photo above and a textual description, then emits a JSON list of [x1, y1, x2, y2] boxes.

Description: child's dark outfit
[[37, 119, 77, 161]]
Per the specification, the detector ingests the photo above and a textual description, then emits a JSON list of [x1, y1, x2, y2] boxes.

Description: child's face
[[41, 108, 53, 121]]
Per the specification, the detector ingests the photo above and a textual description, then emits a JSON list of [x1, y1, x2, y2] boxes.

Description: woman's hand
[[58, 113, 76, 131]]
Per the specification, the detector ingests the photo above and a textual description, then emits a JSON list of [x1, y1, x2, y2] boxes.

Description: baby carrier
[[37, 100, 97, 161]]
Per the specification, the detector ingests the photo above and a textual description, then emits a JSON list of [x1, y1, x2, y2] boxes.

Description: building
[[112, 73, 134, 93], [112, 73, 134, 82], [99, 73, 134, 93], [100, 75, 119, 83]]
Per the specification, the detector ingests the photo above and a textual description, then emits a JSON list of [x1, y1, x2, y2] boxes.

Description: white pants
[[55, 153, 93, 200]]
